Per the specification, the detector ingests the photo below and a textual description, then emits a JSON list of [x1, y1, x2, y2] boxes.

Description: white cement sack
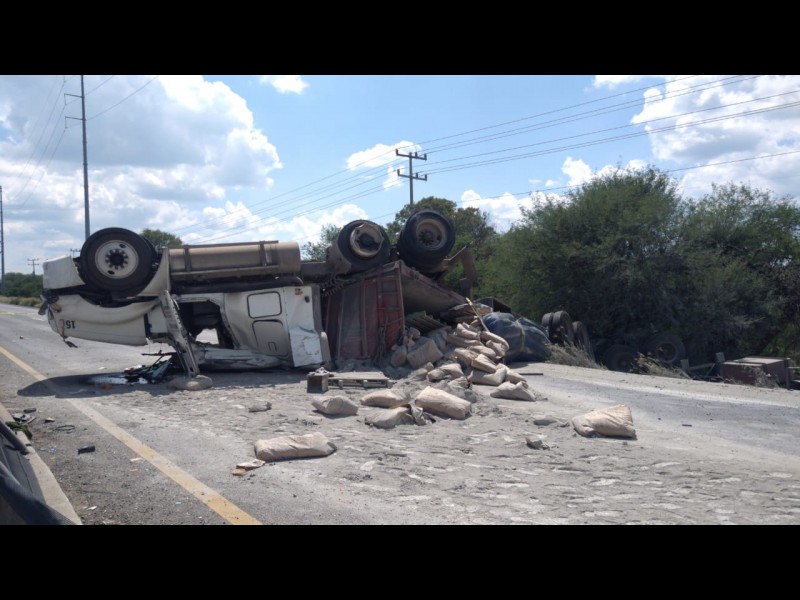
[[469, 364, 508, 386], [415, 386, 472, 419], [254, 432, 337, 462], [406, 337, 444, 369], [571, 404, 636, 439], [311, 395, 359, 416], [361, 389, 408, 408], [365, 406, 415, 429], [490, 381, 539, 401]]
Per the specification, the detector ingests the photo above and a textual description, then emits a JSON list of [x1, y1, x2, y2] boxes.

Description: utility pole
[[395, 149, 427, 207], [0, 185, 4, 295], [28, 258, 39, 275], [66, 75, 90, 240]]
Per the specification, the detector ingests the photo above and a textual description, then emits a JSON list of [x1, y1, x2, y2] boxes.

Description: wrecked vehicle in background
[[39, 210, 485, 377]]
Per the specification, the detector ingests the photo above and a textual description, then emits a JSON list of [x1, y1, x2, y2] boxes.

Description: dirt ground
[[27, 358, 799, 525]]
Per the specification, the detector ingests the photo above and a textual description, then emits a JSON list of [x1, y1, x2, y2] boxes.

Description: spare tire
[[335, 220, 390, 273], [549, 310, 574, 345], [397, 210, 455, 272], [79, 228, 157, 293]]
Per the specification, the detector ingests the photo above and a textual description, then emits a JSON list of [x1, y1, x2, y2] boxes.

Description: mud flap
[[158, 291, 200, 377]]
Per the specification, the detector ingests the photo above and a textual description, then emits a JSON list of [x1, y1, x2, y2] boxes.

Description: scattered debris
[[23, 407, 37, 414], [571, 404, 636, 439], [233, 458, 266, 476], [54, 424, 75, 433], [130, 457, 144, 463], [44, 417, 55, 423], [533, 416, 568, 427], [254, 432, 337, 462], [311, 395, 359, 416], [306, 368, 330, 393], [248, 402, 272, 413], [682, 423, 693, 427], [78, 444, 96, 454], [526, 436, 551, 450], [168, 374, 214, 391], [328, 371, 391, 389], [12, 413, 35, 424]]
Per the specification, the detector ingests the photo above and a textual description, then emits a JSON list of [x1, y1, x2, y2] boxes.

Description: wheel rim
[[415, 217, 447, 252], [94, 239, 140, 279], [348, 223, 384, 259]]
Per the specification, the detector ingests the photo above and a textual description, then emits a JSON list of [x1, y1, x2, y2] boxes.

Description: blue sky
[[1, 74, 798, 275]]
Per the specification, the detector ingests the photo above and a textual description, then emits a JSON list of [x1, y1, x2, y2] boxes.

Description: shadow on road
[[16, 369, 310, 398]]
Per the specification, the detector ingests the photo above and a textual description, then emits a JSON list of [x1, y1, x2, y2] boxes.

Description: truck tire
[[642, 332, 686, 366], [79, 228, 157, 293], [603, 344, 638, 372], [397, 210, 455, 272], [571, 321, 594, 360], [336, 220, 390, 272], [550, 310, 574, 345]]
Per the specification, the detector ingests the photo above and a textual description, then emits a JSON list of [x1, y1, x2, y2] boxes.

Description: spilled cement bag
[[389, 344, 408, 367], [426, 328, 450, 352], [427, 367, 450, 382], [446, 333, 482, 349], [472, 345, 500, 360], [485, 340, 508, 360], [311, 395, 359, 416], [434, 379, 478, 403], [454, 348, 479, 367], [571, 404, 636, 439], [440, 363, 465, 378], [361, 389, 408, 408], [480, 330, 508, 347], [365, 406, 416, 429], [254, 432, 337, 462], [415, 386, 472, 419], [504, 369, 528, 385], [406, 337, 444, 369], [471, 353, 498, 373], [469, 364, 508, 386], [490, 381, 539, 401], [483, 312, 550, 362], [455, 323, 481, 340]]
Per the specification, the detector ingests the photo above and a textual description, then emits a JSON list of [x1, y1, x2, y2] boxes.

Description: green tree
[[1, 272, 43, 297], [679, 183, 800, 361], [384, 196, 497, 293], [140, 228, 183, 249], [485, 167, 687, 343], [301, 224, 341, 261]]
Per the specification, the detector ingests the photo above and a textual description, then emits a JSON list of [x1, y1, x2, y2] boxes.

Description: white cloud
[[347, 141, 419, 170], [460, 189, 532, 231], [258, 75, 308, 94], [0, 75, 283, 272], [631, 75, 800, 199], [593, 75, 663, 89], [562, 156, 593, 186]]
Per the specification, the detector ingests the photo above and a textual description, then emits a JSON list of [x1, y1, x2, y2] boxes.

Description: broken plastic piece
[[78, 444, 96, 454]]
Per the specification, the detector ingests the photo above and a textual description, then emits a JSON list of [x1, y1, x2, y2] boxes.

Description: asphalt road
[[2, 302, 800, 525]]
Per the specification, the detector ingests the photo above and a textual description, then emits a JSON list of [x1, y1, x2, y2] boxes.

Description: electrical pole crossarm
[[395, 149, 428, 207]]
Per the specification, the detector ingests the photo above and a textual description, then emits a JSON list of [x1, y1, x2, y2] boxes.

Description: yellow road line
[[0, 345, 262, 525]]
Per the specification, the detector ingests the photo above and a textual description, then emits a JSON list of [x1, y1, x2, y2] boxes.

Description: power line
[[88, 75, 159, 120]]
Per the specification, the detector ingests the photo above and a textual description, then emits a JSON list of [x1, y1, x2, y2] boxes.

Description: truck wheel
[[79, 227, 157, 293], [550, 310, 574, 345], [603, 344, 638, 372], [642, 332, 686, 366], [571, 321, 594, 360], [336, 220, 390, 272], [397, 210, 455, 272]]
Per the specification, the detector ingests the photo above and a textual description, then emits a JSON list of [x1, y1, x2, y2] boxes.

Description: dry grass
[[545, 343, 604, 369], [0, 296, 41, 308], [635, 355, 691, 379]]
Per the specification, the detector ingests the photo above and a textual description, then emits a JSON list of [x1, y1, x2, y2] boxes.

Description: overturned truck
[[39, 211, 477, 376]]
